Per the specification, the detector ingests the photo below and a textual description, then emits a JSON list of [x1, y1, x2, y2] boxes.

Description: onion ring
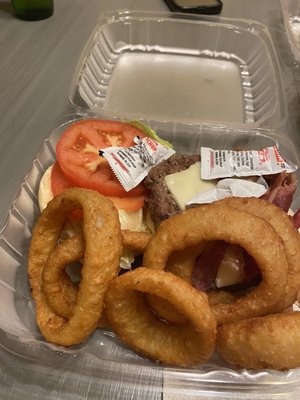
[[146, 244, 239, 323], [217, 312, 300, 370], [41, 233, 108, 326], [41, 234, 84, 320], [146, 244, 204, 324], [121, 230, 152, 254], [207, 290, 241, 306], [104, 267, 216, 366], [215, 197, 300, 311], [28, 188, 123, 346], [41, 230, 151, 322], [142, 203, 289, 325]]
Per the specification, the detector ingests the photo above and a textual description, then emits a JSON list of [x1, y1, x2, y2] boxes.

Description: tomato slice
[[51, 161, 74, 196], [56, 119, 147, 198], [51, 161, 146, 211], [106, 195, 147, 211]]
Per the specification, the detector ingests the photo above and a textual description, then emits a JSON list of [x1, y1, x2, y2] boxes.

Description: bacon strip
[[192, 241, 227, 291], [261, 172, 297, 212], [192, 242, 261, 292]]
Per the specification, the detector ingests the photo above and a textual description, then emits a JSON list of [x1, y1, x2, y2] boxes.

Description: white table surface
[[1, 0, 300, 398]]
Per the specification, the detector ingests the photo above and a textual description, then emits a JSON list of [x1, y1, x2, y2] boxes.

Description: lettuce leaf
[[129, 120, 173, 149]]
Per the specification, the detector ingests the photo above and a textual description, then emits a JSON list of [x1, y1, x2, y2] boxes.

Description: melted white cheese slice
[[215, 259, 244, 288], [165, 162, 216, 210]]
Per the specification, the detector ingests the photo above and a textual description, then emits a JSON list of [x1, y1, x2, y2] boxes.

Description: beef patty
[[144, 154, 200, 227]]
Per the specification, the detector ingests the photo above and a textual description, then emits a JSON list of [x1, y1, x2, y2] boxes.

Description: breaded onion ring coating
[[121, 230, 152, 254], [217, 312, 300, 370], [104, 267, 216, 366], [215, 197, 300, 311], [41, 230, 151, 322], [28, 188, 123, 346], [42, 235, 83, 319], [146, 244, 238, 323], [146, 244, 204, 324], [42, 234, 109, 328], [207, 290, 241, 306], [142, 204, 289, 325]]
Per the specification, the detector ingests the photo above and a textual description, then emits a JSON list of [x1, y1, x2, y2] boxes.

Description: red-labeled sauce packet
[[101, 136, 175, 192], [201, 146, 297, 180]]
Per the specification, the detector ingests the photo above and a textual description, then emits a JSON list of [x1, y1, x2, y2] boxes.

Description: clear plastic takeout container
[[1, 110, 300, 399], [69, 10, 286, 129], [281, 0, 300, 62]]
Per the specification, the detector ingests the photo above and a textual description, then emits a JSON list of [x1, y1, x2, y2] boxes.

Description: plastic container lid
[[69, 10, 286, 129]]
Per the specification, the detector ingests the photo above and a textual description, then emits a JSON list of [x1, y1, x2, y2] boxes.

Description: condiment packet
[[101, 136, 175, 192], [187, 177, 268, 205], [201, 146, 297, 180]]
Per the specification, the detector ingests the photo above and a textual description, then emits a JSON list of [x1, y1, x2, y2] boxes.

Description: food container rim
[[1, 111, 300, 398], [38, 109, 300, 158]]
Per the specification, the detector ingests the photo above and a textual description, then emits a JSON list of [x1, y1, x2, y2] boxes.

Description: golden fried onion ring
[[142, 203, 289, 325], [41, 230, 152, 321], [28, 188, 123, 346], [41, 233, 108, 327], [41, 234, 83, 319], [104, 267, 216, 366], [146, 244, 204, 324], [122, 230, 152, 254], [217, 312, 300, 370], [215, 197, 300, 311], [146, 244, 239, 323]]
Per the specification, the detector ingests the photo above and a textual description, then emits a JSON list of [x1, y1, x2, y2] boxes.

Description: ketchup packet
[[101, 136, 175, 192], [201, 146, 297, 180]]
